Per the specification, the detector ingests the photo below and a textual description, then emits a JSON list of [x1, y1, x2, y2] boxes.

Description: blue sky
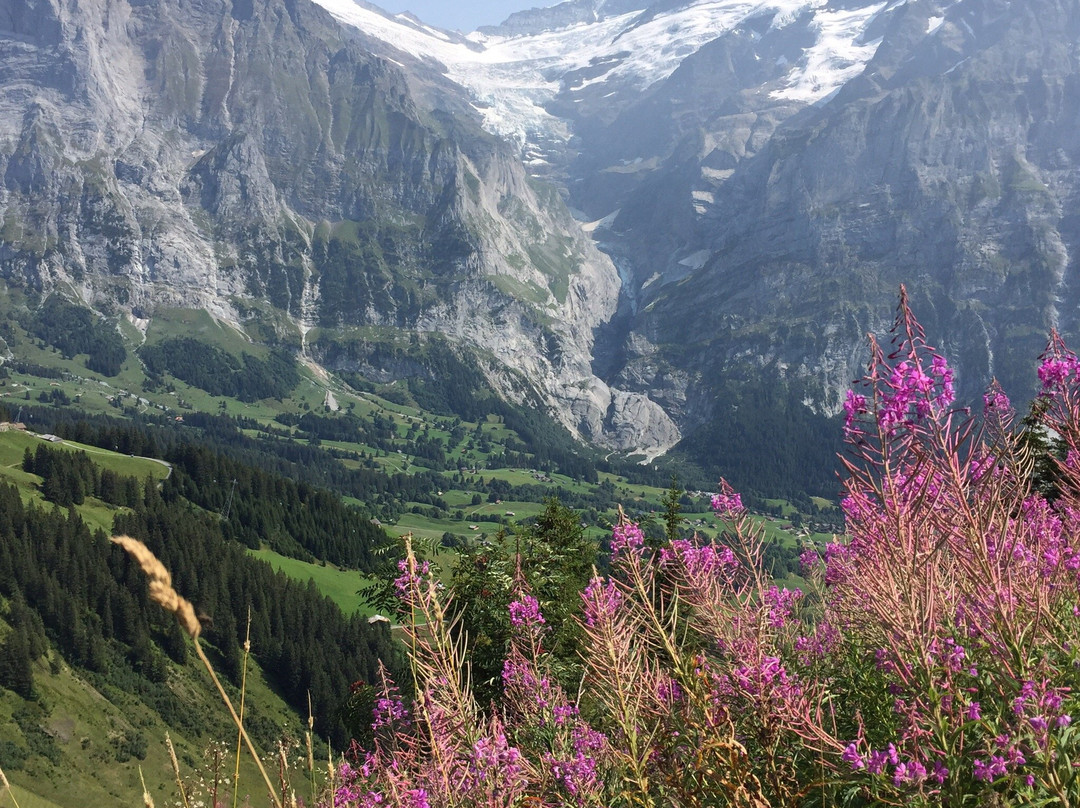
[[375, 1, 550, 32]]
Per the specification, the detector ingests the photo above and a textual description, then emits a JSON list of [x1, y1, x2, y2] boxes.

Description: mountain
[[0, 0, 678, 459], [3, 0, 1079, 491], [312, 0, 1080, 487], [616, 0, 1080, 436]]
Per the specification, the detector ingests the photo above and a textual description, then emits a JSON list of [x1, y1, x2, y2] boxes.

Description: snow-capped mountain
[[311, 0, 896, 171], [2, 0, 1078, 492], [315, 0, 1080, 492]]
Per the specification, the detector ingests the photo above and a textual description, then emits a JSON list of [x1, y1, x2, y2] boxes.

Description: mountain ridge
[[0, 0, 680, 457]]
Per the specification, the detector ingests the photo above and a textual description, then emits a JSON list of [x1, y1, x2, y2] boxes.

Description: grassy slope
[[0, 430, 169, 534], [248, 548, 377, 618], [0, 297, 836, 806], [0, 637, 311, 808]]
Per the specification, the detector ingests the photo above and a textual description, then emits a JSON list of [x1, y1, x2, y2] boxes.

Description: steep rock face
[[0, 0, 678, 454], [614, 0, 1080, 436]]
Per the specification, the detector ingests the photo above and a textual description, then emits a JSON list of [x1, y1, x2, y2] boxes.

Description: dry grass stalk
[[110, 535, 201, 639], [0, 764, 23, 808], [111, 535, 282, 808], [139, 766, 155, 808], [232, 608, 253, 808], [305, 692, 316, 803], [165, 734, 191, 808]]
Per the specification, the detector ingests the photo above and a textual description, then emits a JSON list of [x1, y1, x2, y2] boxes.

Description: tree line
[[0, 475, 401, 756]]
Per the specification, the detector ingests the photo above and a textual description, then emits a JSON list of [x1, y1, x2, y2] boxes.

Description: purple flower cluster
[[711, 490, 744, 517], [845, 743, 933, 787], [581, 576, 622, 628], [876, 354, 955, 434], [333, 762, 387, 808], [972, 755, 1008, 782], [508, 595, 545, 629], [843, 389, 869, 434], [501, 656, 553, 713], [459, 732, 528, 799], [1038, 356, 1080, 389], [983, 386, 1011, 416], [660, 539, 737, 580], [547, 725, 606, 798], [372, 693, 409, 731], [611, 521, 645, 559], [763, 585, 802, 629], [392, 557, 430, 601]]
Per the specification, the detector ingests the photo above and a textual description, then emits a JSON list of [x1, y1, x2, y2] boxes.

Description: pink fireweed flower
[[552, 703, 579, 726], [661, 538, 738, 580], [973, 755, 1008, 782], [876, 353, 955, 432], [894, 759, 927, 786], [944, 640, 966, 672], [931, 760, 949, 785], [581, 576, 622, 627], [611, 521, 645, 559], [966, 701, 981, 721], [655, 675, 683, 704], [392, 557, 430, 601], [547, 724, 607, 798], [983, 386, 1011, 416], [1038, 356, 1079, 389], [842, 743, 865, 770], [931, 354, 955, 408], [798, 547, 820, 574], [843, 389, 868, 433], [372, 694, 409, 730], [711, 480, 744, 517], [508, 595, 545, 628], [867, 749, 889, 775], [764, 585, 802, 629], [459, 732, 528, 798]]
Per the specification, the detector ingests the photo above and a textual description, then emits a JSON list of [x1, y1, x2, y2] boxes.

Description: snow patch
[[678, 249, 712, 269], [312, 0, 890, 154], [771, 2, 887, 102], [582, 209, 621, 233]]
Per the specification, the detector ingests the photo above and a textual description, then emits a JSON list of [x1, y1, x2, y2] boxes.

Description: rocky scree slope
[[0, 0, 678, 455]]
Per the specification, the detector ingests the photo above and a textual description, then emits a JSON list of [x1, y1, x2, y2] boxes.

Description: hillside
[[0, 304, 830, 806]]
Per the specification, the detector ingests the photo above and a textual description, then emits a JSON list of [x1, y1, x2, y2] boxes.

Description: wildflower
[[867, 749, 889, 775], [610, 521, 645, 558], [711, 480, 744, 517], [983, 386, 1010, 415], [931, 760, 949, 785], [798, 547, 820, 574], [763, 586, 802, 629], [843, 390, 868, 433], [508, 595, 545, 628], [842, 743, 865, 770], [581, 576, 622, 627], [966, 701, 981, 721]]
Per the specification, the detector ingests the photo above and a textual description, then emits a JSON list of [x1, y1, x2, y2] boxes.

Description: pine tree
[[0, 627, 35, 699], [661, 475, 683, 547]]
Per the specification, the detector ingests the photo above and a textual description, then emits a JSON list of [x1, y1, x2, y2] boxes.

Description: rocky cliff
[[614, 0, 1080, 440], [0, 0, 679, 454]]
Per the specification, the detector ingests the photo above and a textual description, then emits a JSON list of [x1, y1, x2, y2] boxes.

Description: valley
[[0, 287, 832, 806], [1, 0, 1077, 802]]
